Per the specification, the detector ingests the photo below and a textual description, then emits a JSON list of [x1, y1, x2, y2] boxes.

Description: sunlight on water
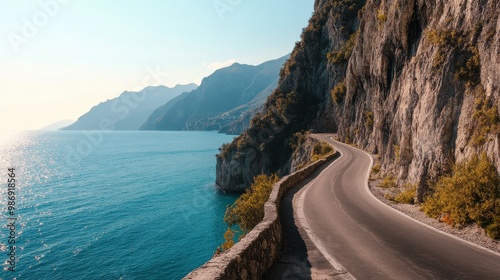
[[0, 131, 237, 279]]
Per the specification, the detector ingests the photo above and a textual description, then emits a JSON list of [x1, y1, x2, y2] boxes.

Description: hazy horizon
[[0, 0, 314, 131]]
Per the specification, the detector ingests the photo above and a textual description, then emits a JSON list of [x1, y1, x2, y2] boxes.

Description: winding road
[[291, 134, 500, 279]]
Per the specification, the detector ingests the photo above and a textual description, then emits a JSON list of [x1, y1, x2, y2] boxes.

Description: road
[[291, 134, 500, 279]]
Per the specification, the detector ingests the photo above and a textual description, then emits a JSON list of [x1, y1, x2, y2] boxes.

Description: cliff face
[[216, 0, 500, 198]]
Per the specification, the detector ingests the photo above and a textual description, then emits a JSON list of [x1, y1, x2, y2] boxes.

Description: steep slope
[[39, 120, 75, 131], [62, 84, 197, 130], [216, 0, 499, 200], [140, 55, 288, 132]]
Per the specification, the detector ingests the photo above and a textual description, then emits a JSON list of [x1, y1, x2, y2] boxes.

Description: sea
[[0, 131, 238, 280]]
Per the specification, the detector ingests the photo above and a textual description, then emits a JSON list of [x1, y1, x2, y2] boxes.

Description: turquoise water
[[0, 131, 237, 280]]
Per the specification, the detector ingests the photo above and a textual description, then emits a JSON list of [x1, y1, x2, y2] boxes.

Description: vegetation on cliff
[[217, 174, 279, 252], [217, 0, 500, 239], [215, 0, 364, 192]]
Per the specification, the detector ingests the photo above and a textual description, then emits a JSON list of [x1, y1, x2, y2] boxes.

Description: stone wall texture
[[184, 150, 339, 280]]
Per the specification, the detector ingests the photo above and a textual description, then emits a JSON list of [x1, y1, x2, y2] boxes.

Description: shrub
[[372, 164, 381, 174], [422, 153, 500, 234], [486, 222, 500, 239], [218, 142, 234, 159], [224, 174, 280, 233], [312, 142, 334, 162], [380, 176, 397, 188], [290, 131, 310, 154], [471, 90, 500, 147], [331, 80, 347, 104], [394, 185, 417, 204], [393, 145, 401, 162], [221, 228, 235, 251], [377, 9, 387, 27], [426, 28, 463, 69], [364, 111, 374, 130], [327, 31, 358, 64], [455, 46, 481, 88]]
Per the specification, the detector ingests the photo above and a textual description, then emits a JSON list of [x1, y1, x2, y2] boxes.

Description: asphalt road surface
[[290, 134, 500, 279]]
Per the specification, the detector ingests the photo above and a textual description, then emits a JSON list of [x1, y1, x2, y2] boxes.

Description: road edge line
[[294, 151, 357, 279], [347, 140, 500, 258]]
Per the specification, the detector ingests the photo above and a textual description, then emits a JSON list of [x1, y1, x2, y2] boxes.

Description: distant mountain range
[[39, 120, 75, 131], [141, 55, 288, 133], [62, 84, 197, 130]]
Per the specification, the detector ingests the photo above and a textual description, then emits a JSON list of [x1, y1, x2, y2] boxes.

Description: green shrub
[[224, 174, 279, 233], [421, 153, 500, 233], [372, 164, 381, 174], [331, 80, 347, 104]]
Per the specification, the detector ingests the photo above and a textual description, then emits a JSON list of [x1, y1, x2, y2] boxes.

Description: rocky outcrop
[[216, 0, 500, 201]]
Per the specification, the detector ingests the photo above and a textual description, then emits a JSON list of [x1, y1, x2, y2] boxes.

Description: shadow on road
[[265, 156, 338, 280]]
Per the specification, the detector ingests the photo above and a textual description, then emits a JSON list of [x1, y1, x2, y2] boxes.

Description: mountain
[[39, 120, 75, 131], [216, 0, 500, 200], [140, 55, 288, 132], [62, 84, 197, 130]]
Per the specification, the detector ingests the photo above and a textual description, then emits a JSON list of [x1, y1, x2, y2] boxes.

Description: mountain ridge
[[62, 84, 197, 131], [140, 55, 288, 133]]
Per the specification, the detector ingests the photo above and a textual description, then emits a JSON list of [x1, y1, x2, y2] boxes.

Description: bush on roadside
[[486, 222, 500, 239], [224, 174, 279, 234], [421, 153, 500, 239], [380, 176, 397, 188], [394, 184, 417, 204], [311, 142, 334, 162]]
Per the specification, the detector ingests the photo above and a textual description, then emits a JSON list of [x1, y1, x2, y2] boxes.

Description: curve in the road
[[294, 134, 500, 280]]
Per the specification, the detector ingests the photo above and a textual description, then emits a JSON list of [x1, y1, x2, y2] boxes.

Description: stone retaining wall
[[184, 148, 339, 280]]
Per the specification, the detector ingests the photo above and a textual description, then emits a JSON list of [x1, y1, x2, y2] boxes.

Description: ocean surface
[[0, 131, 238, 280]]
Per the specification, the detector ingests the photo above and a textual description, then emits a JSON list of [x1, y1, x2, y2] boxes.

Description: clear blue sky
[[0, 0, 314, 131]]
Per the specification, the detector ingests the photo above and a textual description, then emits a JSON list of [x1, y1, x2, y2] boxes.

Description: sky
[[0, 0, 314, 131]]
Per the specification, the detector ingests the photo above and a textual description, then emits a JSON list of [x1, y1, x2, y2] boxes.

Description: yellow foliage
[[394, 185, 417, 204], [221, 228, 235, 251], [224, 174, 279, 233], [471, 90, 500, 147], [422, 153, 500, 238], [380, 176, 397, 188], [331, 80, 346, 104], [327, 31, 358, 64], [364, 111, 374, 129], [311, 142, 334, 162]]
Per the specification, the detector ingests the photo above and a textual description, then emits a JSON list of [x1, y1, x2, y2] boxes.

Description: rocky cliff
[[216, 0, 499, 200]]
